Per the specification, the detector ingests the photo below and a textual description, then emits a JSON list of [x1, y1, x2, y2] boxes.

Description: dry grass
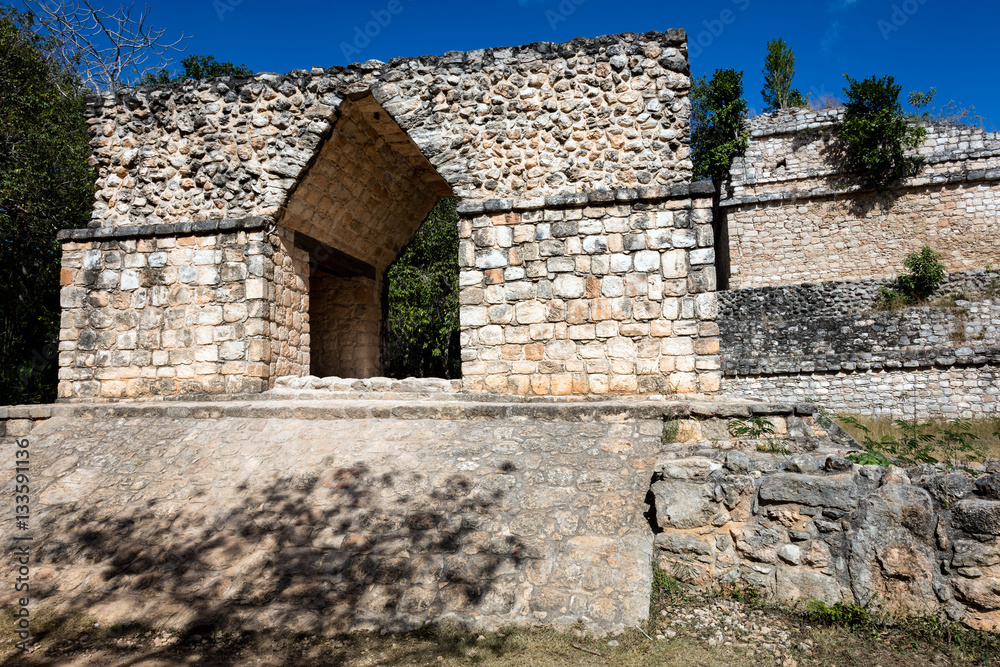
[[3, 599, 999, 667], [838, 416, 1000, 460]]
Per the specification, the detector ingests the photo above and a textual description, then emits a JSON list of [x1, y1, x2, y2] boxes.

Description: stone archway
[[272, 95, 452, 379]]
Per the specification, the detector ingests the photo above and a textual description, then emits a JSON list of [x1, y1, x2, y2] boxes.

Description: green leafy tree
[[840, 74, 927, 188], [897, 245, 946, 302], [140, 54, 253, 85], [386, 198, 460, 379], [0, 9, 93, 404], [761, 38, 806, 112], [691, 68, 750, 182]]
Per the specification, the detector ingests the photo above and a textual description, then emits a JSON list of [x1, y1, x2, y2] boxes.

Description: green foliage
[[729, 416, 788, 453], [840, 74, 927, 188], [649, 565, 684, 613], [873, 285, 910, 311], [722, 579, 762, 605], [0, 9, 93, 404], [691, 68, 750, 182], [898, 245, 946, 302], [874, 245, 947, 309], [908, 88, 986, 127], [662, 418, 680, 444], [728, 415, 775, 440], [761, 37, 806, 112], [842, 416, 987, 468], [140, 54, 253, 85], [806, 599, 872, 629], [386, 198, 460, 379]]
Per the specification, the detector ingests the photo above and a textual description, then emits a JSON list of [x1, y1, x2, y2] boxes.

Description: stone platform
[[0, 393, 836, 635]]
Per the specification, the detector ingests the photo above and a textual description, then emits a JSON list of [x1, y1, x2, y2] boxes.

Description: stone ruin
[[1, 30, 998, 638], [58, 29, 721, 401]]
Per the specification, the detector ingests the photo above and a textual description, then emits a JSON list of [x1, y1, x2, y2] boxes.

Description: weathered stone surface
[[0, 403, 663, 634], [954, 500, 1000, 536], [732, 524, 781, 564], [758, 473, 857, 511], [977, 474, 1000, 500], [651, 480, 715, 530], [724, 107, 1000, 288], [776, 566, 848, 605]]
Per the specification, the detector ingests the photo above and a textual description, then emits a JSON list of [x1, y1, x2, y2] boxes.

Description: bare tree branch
[[21, 0, 187, 92]]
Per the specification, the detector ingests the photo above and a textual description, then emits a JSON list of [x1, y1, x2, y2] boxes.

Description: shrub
[[840, 74, 926, 188], [898, 245, 946, 302], [806, 600, 872, 629]]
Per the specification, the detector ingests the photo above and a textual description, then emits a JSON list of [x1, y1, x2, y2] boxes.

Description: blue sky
[[142, 0, 997, 125]]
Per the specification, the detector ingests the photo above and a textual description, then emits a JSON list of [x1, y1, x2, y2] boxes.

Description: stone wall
[[724, 366, 1000, 419], [309, 274, 381, 378], [58, 30, 713, 398], [719, 275, 1000, 418], [269, 226, 311, 379], [722, 108, 1000, 289], [84, 31, 692, 229], [0, 395, 838, 635], [57, 223, 276, 399], [651, 448, 1000, 631], [458, 190, 720, 395]]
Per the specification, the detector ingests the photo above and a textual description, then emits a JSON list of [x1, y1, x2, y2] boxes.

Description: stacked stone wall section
[[85, 31, 693, 230], [723, 107, 1000, 288], [459, 195, 720, 395]]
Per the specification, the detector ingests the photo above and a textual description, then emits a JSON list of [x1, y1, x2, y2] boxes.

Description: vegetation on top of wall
[[386, 198, 461, 380], [839, 74, 927, 188], [760, 38, 806, 112], [0, 8, 93, 405], [691, 68, 750, 183], [139, 55, 253, 85]]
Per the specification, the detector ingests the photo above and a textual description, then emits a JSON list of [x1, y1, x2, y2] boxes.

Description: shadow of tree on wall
[[788, 125, 906, 216], [3, 462, 527, 666]]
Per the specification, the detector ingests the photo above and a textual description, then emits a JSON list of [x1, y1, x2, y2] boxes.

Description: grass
[[838, 416, 1000, 460], [6, 587, 1000, 666]]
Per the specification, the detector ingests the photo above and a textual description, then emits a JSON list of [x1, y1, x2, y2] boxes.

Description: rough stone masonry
[[57, 30, 722, 400]]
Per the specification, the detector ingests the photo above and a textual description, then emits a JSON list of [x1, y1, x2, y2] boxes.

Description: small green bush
[[806, 599, 872, 629], [727, 415, 775, 440], [873, 246, 947, 310], [898, 245, 946, 302]]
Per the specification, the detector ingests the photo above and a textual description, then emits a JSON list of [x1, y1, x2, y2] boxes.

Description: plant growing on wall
[[874, 245, 947, 308], [897, 245, 946, 301], [691, 68, 750, 183], [761, 38, 806, 112], [839, 74, 927, 188]]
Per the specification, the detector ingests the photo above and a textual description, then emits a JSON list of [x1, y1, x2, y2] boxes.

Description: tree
[[21, 0, 186, 91], [840, 74, 926, 188], [0, 8, 94, 404], [691, 68, 750, 183], [386, 198, 460, 379], [761, 38, 806, 112], [140, 54, 253, 85]]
